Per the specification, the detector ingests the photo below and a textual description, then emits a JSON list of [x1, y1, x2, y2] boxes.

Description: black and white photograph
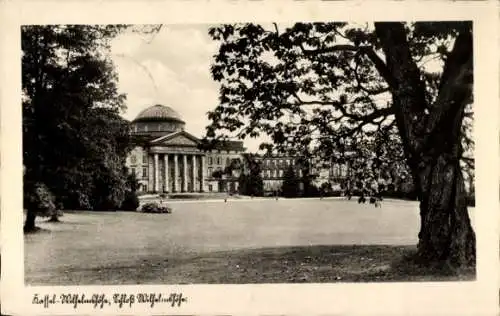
[[1, 1, 499, 315]]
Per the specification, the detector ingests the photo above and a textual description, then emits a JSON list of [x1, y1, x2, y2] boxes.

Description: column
[[154, 153, 159, 193], [164, 154, 169, 192], [174, 154, 178, 192], [200, 155, 206, 192], [183, 154, 188, 192], [192, 155, 197, 193]]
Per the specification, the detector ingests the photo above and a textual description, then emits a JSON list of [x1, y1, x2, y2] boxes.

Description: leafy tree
[[341, 124, 413, 197], [207, 22, 475, 267], [282, 165, 300, 197], [23, 182, 57, 231], [22, 25, 129, 231], [121, 173, 140, 211], [238, 154, 264, 196]]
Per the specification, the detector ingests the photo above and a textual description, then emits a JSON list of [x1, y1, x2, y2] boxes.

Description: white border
[[1, 1, 499, 315]]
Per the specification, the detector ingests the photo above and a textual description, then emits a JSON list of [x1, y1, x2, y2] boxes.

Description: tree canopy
[[22, 25, 132, 230], [207, 22, 472, 164], [206, 21, 475, 267]]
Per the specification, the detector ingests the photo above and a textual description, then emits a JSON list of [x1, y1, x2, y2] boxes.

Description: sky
[[110, 24, 266, 153], [109, 24, 447, 154]]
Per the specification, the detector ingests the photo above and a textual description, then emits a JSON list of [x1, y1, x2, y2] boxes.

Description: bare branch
[[301, 43, 397, 89], [273, 22, 279, 35], [425, 28, 473, 135], [292, 92, 393, 123], [353, 57, 390, 95]]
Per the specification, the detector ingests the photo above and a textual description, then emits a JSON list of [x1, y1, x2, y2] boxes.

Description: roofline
[[150, 130, 201, 144], [132, 117, 186, 124]]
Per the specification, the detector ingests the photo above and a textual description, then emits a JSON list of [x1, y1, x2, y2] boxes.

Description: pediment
[[151, 131, 200, 147], [163, 134, 198, 146]]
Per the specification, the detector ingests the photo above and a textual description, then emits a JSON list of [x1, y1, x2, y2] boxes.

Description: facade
[[256, 155, 350, 193], [256, 155, 302, 192], [126, 104, 351, 195], [126, 104, 245, 193]]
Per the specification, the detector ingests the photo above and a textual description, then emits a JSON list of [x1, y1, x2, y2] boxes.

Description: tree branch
[[425, 27, 473, 136], [352, 57, 390, 95], [292, 93, 393, 123], [301, 43, 397, 89]]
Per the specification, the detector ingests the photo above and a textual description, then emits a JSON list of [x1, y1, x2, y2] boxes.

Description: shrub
[[121, 191, 140, 211], [24, 182, 57, 217], [141, 202, 172, 214], [466, 195, 475, 207]]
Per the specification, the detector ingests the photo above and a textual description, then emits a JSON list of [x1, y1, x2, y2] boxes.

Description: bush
[[466, 195, 475, 207], [140, 202, 172, 214], [121, 191, 140, 211], [24, 182, 57, 217]]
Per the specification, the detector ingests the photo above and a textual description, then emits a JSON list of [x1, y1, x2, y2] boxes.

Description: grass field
[[24, 198, 475, 285]]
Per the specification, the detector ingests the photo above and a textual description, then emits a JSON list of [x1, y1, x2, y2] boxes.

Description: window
[[142, 167, 148, 178], [217, 157, 221, 165], [279, 170, 284, 177], [131, 155, 137, 164], [208, 167, 213, 177], [267, 170, 271, 178], [226, 157, 230, 165], [130, 168, 136, 176], [340, 164, 347, 177], [142, 184, 148, 192], [334, 165, 341, 177], [209, 184, 213, 192], [208, 157, 213, 165], [143, 153, 148, 164]]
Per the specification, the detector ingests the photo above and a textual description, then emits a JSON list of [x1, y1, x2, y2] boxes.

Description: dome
[[133, 104, 184, 123]]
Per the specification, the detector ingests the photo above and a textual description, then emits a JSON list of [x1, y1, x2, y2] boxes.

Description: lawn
[[24, 198, 475, 285]]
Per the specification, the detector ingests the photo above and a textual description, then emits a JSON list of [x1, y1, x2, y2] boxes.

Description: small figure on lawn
[[368, 190, 382, 208], [358, 194, 366, 204]]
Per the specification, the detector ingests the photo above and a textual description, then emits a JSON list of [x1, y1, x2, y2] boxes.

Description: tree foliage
[[207, 21, 475, 267], [238, 154, 264, 196], [22, 25, 132, 230], [282, 165, 300, 197]]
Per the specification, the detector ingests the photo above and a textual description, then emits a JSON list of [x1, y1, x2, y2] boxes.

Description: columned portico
[[192, 155, 197, 192], [182, 155, 188, 192], [150, 152, 205, 193], [164, 155, 169, 192], [128, 104, 246, 195], [173, 154, 178, 192], [154, 153, 159, 192]]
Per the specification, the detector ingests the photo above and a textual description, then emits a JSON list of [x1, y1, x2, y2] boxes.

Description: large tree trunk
[[416, 154, 475, 266], [374, 22, 475, 268], [24, 209, 37, 233]]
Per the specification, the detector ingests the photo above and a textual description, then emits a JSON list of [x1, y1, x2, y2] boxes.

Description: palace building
[[126, 104, 351, 194], [126, 104, 245, 193]]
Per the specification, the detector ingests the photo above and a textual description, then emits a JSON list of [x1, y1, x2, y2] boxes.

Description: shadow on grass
[[182, 244, 476, 284], [26, 244, 476, 285]]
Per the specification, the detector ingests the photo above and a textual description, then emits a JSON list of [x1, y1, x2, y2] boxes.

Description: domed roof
[[133, 104, 184, 123]]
